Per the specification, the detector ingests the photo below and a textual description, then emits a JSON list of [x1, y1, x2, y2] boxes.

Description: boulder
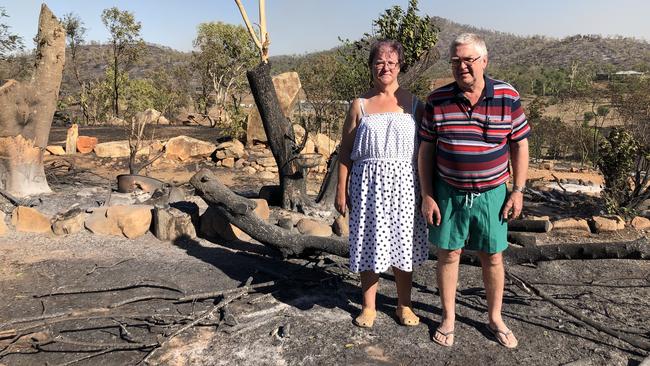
[[84, 208, 122, 236], [46, 145, 65, 155], [200, 198, 269, 241], [259, 171, 276, 180], [246, 72, 302, 145], [292, 124, 306, 143], [332, 213, 349, 236], [135, 108, 162, 125], [65, 124, 78, 154], [313, 133, 337, 160], [164, 135, 216, 161], [257, 157, 277, 167], [221, 157, 235, 168], [541, 161, 554, 170], [631, 216, 650, 230], [94, 140, 132, 158], [591, 215, 625, 233], [11, 206, 51, 234], [77, 136, 98, 153], [52, 210, 87, 235], [106, 205, 153, 239], [107, 116, 126, 126], [0, 212, 7, 236], [216, 139, 246, 159], [551, 218, 591, 232], [242, 166, 257, 175], [296, 218, 332, 237], [152, 206, 197, 241]]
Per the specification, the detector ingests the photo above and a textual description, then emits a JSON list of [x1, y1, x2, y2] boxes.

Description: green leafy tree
[[101, 7, 144, 117], [192, 21, 257, 131], [0, 7, 22, 59]]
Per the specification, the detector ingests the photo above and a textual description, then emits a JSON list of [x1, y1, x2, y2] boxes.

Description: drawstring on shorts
[[464, 192, 481, 208]]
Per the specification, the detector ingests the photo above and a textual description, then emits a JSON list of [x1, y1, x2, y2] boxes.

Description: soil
[[0, 126, 648, 365]]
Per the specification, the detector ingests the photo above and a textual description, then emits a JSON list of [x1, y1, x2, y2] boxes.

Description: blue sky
[[3, 0, 650, 56]]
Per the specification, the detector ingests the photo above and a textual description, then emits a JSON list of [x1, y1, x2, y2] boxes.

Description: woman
[[335, 39, 428, 328]]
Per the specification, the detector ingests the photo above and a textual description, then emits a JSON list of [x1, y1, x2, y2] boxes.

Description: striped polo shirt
[[419, 76, 531, 192]]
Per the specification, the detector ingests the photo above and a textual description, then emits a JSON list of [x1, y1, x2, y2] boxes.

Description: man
[[418, 33, 530, 348]]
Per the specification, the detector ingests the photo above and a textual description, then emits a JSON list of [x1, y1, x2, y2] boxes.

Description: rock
[[302, 138, 316, 154], [84, 208, 122, 236], [164, 135, 216, 161], [94, 140, 138, 158], [11, 206, 51, 233], [152, 206, 197, 241], [106, 205, 153, 238], [631, 216, 650, 230], [277, 217, 294, 230], [296, 218, 332, 237], [242, 166, 257, 175], [107, 116, 126, 126], [313, 133, 337, 160], [52, 210, 87, 235], [591, 215, 625, 232], [221, 157, 235, 168], [200, 198, 269, 241], [292, 124, 306, 143], [551, 218, 591, 232], [541, 161, 554, 170], [246, 72, 302, 145], [65, 124, 78, 154], [46, 145, 65, 155], [257, 156, 277, 167], [216, 139, 246, 159], [332, 213, 349, 236], [234, 159, 245, 169], [135, 108, 162, 125], [76, 136, 98, 153], [259, 171, 276, 180], [0, 212, 7, 236]]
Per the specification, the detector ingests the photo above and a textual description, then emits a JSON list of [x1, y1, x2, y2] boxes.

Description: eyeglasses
[[373, 61, 400, 70], [449, 55, 482, 66]]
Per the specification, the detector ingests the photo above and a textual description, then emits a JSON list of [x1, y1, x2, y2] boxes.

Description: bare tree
[[0, 5, 65, 197]]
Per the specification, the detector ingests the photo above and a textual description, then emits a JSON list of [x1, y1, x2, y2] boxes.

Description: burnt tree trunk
[[191, 169, 650, 263], [246, 62, 313, 212], [0, 5, 65, 197]]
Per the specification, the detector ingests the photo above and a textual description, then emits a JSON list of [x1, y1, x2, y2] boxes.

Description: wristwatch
[[512, 185, 525, 193]]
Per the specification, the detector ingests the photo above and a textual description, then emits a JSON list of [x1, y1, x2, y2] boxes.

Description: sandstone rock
[[631, 216, 650, 230], [257, 157, 277, 167], [259, 171, 276, 180], [541, 161, 554, 170], [76, 136, 98, 153], [234, 159, 245, 169], [107, 116, 126, 126], [65, 124, 78, 154], [242, 166, 257, 175], [292, 124, 306, 143], [267, 166, 279, 173], [216, 150, 227, 160], [46, 145, 65, 155], [11, 206, 51, 233], [313, 133, 337, 160], [216, 139, 246, 159], [94, 141, 133, 158], [200, 199, 269, 241], [0, 212, 7, 236], [332, 213, 349, 236], [246, 72, 301, 145], [164, 135, 216, 161], [591, 215, 625, 232], [135, 108, 161, 125], [84, 208, 122, 236], [221, 157, 235, 168], [52, 210, 87, 235], [296, 218, 332, 237], [158, 115, 170, 125], [302, 138, 316, 154], [551, 218, 590, 232], [106, 205, 152, 238], [152, 206, 196, 241]]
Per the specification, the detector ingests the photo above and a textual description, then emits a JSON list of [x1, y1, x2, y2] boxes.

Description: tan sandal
[[432, 328, 454, 347], [395, 306, 420, 326], [354, 308, 376, 328], [487, 324, 518, 349]]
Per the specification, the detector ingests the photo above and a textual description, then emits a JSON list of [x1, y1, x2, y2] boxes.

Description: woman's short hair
[[368, 39, 405, 68], [449, 33, 488, 57]]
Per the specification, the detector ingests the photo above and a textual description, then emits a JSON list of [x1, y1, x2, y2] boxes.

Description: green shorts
[[428, 179, 508, 253]]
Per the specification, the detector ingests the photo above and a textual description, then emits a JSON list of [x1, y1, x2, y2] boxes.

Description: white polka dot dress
[[348, 98, 428, 273]]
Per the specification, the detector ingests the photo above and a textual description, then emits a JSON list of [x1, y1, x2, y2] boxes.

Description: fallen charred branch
[[190, 169, 650, 264]]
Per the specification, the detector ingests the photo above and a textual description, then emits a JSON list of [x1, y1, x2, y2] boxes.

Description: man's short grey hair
[[450, 33, 488, 57]]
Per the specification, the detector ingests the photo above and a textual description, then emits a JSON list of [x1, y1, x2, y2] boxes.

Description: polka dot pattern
[[348, 106, 428, 273]]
